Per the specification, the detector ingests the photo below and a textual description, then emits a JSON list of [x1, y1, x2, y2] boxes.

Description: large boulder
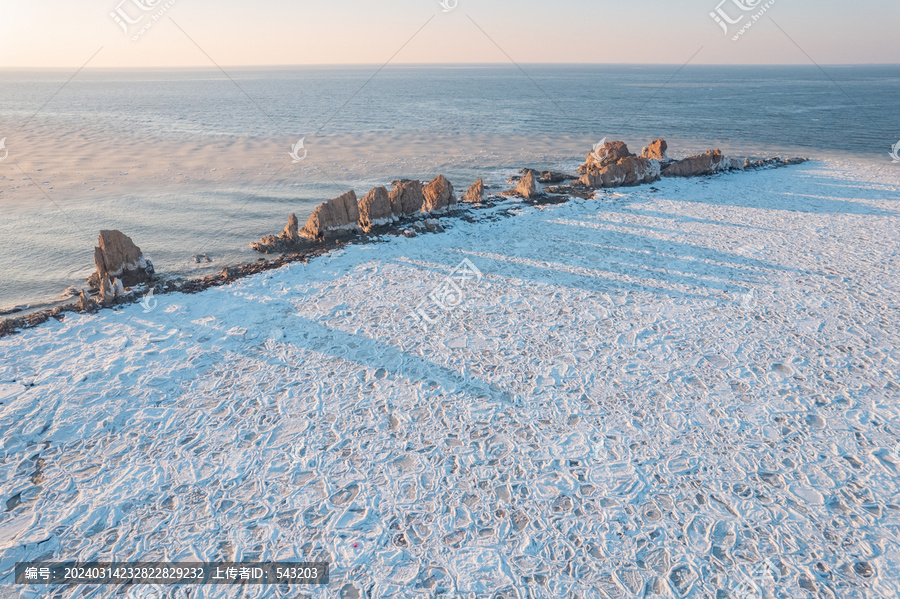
[[358, 186, 394, 230], [251, 213, 304, 253], [462, 179, 484, 203], [92, 230, 154, 288], [301, 190, 360, 239], [389, 180, 425, 216], [579, 156, 661, 188], [641, 139, 668, 160], [515, 170, 540, 199], [422, 175, 456, 213], [578, 140, 635, 174], [661, 149, 728, 178]]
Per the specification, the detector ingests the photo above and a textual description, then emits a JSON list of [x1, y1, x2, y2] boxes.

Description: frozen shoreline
[[1, 159, 900, 598]]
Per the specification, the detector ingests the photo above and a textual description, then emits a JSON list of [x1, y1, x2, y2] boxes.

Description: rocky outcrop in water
[[251, 213, 306, 253], [358, 187, 395, 231], [423, 175, 456, 213], [389, 180, 425, 216], [462, 179, 485, 203], [86, 230, 154, 304], [578, 141, 634, 174], [578, 141, 661, 188], [514, 170, 540, 199], [661, 149, 730, 177], [641, 139, 668, 160], [302, 191, 360, 239], [90, 230, 154, 288]]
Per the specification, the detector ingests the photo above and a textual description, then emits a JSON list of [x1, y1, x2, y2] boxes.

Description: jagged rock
[[462, 179, 484, 203], [515, 170, 540, 199], [251, 213, 306, 253], [301, 191, 360, 239], [661, 149, 729, 178], [422, 175, 456, 213], [92, 230, 154, 288], [538, 171, 576, 184], [579, 156, 661, 188], [578, 141, 635, 173], [641, 139, 668, 160], [98, 275, 125, 305], [77, 291, 97, 313], [358, 187, 394, 231], [389, 180, 425, 216], [544, 182, 597, 200]]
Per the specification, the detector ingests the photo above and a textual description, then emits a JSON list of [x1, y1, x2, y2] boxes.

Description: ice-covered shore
[[1, 159, 900, 598]]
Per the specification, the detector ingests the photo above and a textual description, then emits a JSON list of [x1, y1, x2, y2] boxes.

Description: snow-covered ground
[[2, 159, 900, 599]]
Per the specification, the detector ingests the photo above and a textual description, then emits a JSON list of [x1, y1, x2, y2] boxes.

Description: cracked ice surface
[[1, 160, 900, 598]]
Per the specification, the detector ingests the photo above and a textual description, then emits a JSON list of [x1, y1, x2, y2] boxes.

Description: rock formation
[[641, 139, 668, 160], [577, 141, 661, 189], [422, 175, 456, 213], [661, 149, 730, 178], [77, 290, 97, 313], [91, 230, 154, 288], [301, 190, 360, 239], [358, 186, 395, 231], [99, 275, 126, 304], [578, 141, 635, 174], [388, 180, 425, 216], [579, 156, 661, 188], [462, 179, 485, 203], [514, 170, 540, 199], [251, 213, 305, 253], [538, 171, 576, 184]]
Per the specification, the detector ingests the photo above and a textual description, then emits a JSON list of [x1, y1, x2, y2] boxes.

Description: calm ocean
[[1, 64, 899, 311]]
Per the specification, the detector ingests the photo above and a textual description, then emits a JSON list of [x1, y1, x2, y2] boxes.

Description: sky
[[0, 0, 897, 69]]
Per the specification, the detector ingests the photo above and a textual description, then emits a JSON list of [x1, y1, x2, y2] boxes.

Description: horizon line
[[1, 62, 898, 71]]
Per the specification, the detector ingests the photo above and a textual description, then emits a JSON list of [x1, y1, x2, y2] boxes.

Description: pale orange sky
[[0, 0, 897, 68]]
